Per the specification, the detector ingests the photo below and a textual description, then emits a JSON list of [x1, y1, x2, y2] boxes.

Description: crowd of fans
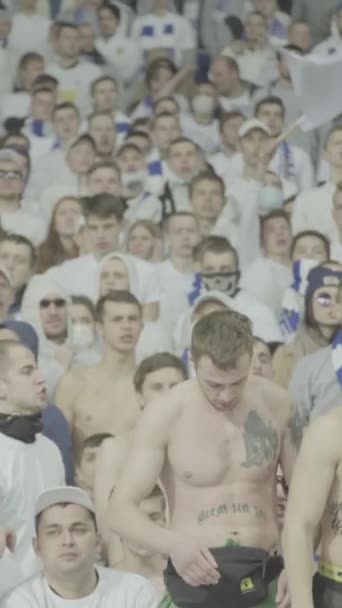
[[0, 0, 341, 606]]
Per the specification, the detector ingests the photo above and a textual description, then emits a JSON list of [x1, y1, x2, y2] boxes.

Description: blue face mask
[[258, 185, 283, 214]]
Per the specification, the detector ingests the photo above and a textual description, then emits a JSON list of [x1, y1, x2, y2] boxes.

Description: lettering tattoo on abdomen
[[241, 410, 279, 468], [197, 503, 266, 524], [328, 502, 342, 535]]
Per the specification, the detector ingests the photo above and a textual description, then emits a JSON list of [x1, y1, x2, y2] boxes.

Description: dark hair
[[71, 295, 96, 321], [151, 111, 179, 129], [290, 230, 330, 260], [88, 110, 114, 126], [164, 211, 198, 233], [116, 142, 142, 158], [82, 193, 125, 222], [195, 236, 239, 269], [255, 96, 285, 118], [154, 96, 179, 113], [125, 130, 152, 145], [190, 170, 225, 198], [96, 290, 142, 323], [219, 110, 245, 132], [0, 234, 36, 267], [134, 352, 187, 392], [32, 74, 58, 91], [55, 21, 78, 37], [91, 75, 118, 97], [18, 52, 43, 71], [31, 87, 55, 98], [98, 2, 120, 21], [145, 58, 177, 86], [127, 219, 161, 241], [35, 503, 97, 535], [68, 133, 96, 152], [131, 117, 151, 130], [36, 196, 81, 273]]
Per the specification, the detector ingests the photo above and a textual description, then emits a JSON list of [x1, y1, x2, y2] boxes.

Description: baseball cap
[[35, 486, 96, 517], [305, 266, 342, 305], [239, 119, 270, 138]]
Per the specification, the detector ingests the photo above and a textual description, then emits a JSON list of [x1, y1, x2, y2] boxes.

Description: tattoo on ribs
[[241, 410, 279, 468], [328, 503, 342, 535], [197, 502, 266, 524], [287, 407, 304, 451]]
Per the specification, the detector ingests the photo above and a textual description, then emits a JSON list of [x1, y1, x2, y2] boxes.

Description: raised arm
[[279, 398, 307, 485], [282, 413, 339, 608]]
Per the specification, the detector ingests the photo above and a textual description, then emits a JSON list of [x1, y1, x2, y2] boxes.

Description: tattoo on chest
[[287, 407, 304, 451], [328, 502, 342, 535], [241, 410, 279, 468], [197, 502, 266, 525]]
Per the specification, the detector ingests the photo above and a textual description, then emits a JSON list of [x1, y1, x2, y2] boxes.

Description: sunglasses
[[0, 170, 22, 180], [276, 475, 289, 496], [39, 299, 66, 309]]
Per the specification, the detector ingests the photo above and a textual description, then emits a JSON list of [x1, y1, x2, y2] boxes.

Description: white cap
[[35, 486, 96, 517], [239, 119, 270, 138]]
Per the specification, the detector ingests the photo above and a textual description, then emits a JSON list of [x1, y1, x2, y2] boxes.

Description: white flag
[[286, 51, 342, 131]]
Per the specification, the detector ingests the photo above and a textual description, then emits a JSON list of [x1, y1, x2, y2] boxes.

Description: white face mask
[[70, 323, 95, 351], [192, 94, 216, 116]]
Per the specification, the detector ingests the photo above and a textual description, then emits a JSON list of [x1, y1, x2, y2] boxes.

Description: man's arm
[[282, 413, 339, 608], [54, 370, 79, 427], [279, 398, 306, 485]]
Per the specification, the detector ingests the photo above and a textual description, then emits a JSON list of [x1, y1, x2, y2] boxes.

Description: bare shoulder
[[247, 375, 292, 417], [305, 406, 342, 454]]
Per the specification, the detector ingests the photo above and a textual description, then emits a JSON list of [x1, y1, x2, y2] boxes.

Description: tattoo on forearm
[[328, 502, 342, 535], [287, 407, 304, 451], [197, 502, 266, 524], [241, 410, 279, 468]]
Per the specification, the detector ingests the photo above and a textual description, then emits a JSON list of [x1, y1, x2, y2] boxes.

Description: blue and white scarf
[[280, 259, 318, 341], [332, 329, 342, 388]]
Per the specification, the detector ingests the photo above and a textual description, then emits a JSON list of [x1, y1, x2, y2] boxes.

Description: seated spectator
[[1, 486, 158, 606], [91, 76, 131, 145], [0, 319, 74, 484], [0, 234, 36, 313], [180, 80, 220, 155], [47, 21, 101, 117], [0, 341, 64, 596], [0, 266, 14, 320], [222, 11, 278, 87], [273, 264, 342, 387], [76, 433, 113, 499], [131, 0, 195, 68], [86, 160, 122, 196], [95, 3, 140, 85], [160, 137, 204, 216], [36, 196, 83, 273], [0, 148, 46, 246], [115, 143, 162, 224], [126, 220, 162, 262], [1, 52, 44, 123], [241, 209, 293, 317], [209, 55, 255, 114]]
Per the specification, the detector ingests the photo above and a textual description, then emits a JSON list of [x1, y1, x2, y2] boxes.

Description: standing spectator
[[91, 76, 131, 144], [131, 0, 196, 68], [0, 340, 65, 595], [209, 55, 255, 114], [291, 0, 340, 46]]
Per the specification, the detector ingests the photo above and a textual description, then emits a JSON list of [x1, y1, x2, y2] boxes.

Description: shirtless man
[[283, 285, 342, 608], [55, 291, 143, 460], [111, 309, 302, 608]]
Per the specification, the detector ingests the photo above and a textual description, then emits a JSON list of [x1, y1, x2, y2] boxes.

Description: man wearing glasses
[[283, 280, 342, 608]]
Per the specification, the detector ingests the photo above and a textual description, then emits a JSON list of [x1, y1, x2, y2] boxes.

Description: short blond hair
[[191, 309, 253, 370]]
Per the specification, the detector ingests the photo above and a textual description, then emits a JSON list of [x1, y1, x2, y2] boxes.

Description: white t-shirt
[[1, 92, 31, 123], [241, 257, 292, 318], [46, 61, 102, 116], [291, 182, 336, 237], [1, 566, 159, 608], [0, 434, 65, 595], [156, 259, 195, 332], [95, 35, 140, 84], [1, 208, 47, 247], [131, 11, 195, 67]]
